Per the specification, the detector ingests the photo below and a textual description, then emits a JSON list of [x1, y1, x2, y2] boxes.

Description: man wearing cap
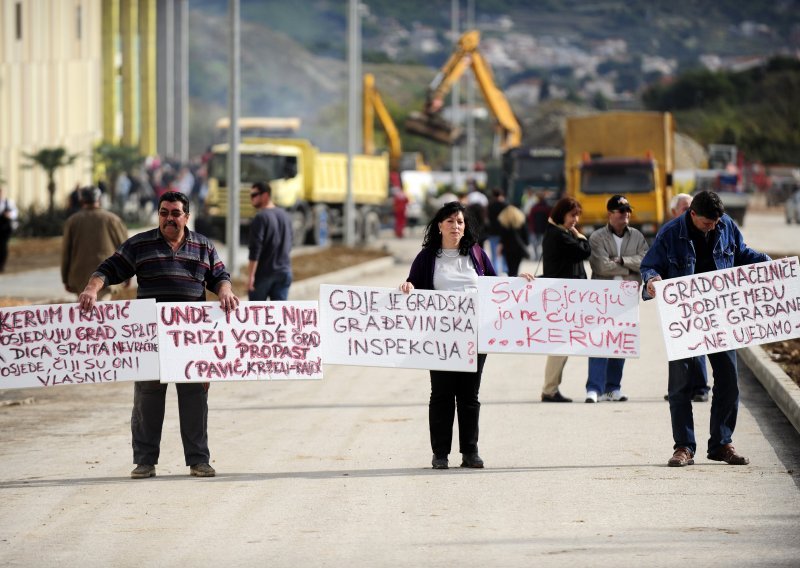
[[585, 195, 648, 403], [641, 190, 769, 467], [61, 186, 129, 299]]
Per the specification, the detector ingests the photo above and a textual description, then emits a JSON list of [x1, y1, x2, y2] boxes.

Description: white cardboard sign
[[477, 277, 641, 357], [653, 257, 800, 360], [157, 301, 322, 382], [319, 285, 478, 372], [0, 300, 159, 389]]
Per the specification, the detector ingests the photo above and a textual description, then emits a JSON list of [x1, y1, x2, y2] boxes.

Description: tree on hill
[[642, 57, 800, 163]]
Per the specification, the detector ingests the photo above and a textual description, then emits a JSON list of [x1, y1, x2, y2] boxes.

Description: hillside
[[187, 1, 800, 165]]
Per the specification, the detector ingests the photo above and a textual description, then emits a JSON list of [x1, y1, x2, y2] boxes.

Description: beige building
[[0, 0, 184, 212]]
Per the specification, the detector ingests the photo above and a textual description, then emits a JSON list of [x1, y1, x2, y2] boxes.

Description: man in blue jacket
[[640, 191, 770, 467]]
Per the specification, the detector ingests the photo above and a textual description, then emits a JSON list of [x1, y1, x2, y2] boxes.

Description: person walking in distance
[[0, 185, 19, 273], [61, 186, 129, 299], [486, 188, 508, 274], [527, 192, 551, 261], [79, 191, 240, 479], [540, 196, 591, 403], [663, 193, 710, 403], [584, 195, 648, 403], [247, 181, 294, 301], [497, 204, 530, 277], [641, 190, 769, 467]]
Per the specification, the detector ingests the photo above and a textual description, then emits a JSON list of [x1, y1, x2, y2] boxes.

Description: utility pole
[[345, 0, 361, 246], [226, 0, 241, 271], [451, 0, 461, 192], [465, 0, 476, 174]]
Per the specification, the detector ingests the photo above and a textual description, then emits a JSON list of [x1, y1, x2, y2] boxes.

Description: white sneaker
[[585, 391, 598, 403], [601, 390, 628, 402]]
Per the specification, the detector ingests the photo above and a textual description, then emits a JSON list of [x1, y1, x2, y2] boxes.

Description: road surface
[[0, 209, 798, 567]]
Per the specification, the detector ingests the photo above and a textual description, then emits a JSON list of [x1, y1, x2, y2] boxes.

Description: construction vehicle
[[694, 144, 748, 225], [203, 134, 388, 245], [363, 73, 431, 225], [213, 116, 301, 143], [500, 146, 565, 207], [404, 30, 522, 153], [565, 111, 675, 238]]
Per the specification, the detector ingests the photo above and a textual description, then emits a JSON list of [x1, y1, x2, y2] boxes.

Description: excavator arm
[[363, 73, 402, 172], [405, 30, 522, 152]]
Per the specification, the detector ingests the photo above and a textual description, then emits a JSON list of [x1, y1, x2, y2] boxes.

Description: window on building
[[15, 2, 22, 40]]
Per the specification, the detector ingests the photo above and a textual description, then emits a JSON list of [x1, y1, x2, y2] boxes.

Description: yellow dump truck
[[204, 137, 389, 244], [565, 111, 674, 238]]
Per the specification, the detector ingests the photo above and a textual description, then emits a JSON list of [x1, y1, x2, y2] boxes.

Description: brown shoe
[[189, 463, 216, 477], [130, 464, 156, 479], [707, 444, 749, 465], [668, 447, 694, 467]]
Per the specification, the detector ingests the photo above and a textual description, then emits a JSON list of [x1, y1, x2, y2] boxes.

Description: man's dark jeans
[[249, 271, 292, 301], [667, 349, 739, 455], [131, 381, 210, 466]]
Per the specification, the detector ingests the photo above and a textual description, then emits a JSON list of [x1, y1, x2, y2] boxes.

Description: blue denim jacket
[[640, 212, 770, 300]]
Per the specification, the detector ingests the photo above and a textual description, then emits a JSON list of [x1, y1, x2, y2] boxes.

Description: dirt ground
[[1, 236, 388, 303]]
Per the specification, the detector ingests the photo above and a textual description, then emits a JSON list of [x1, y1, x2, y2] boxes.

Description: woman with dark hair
[[400, 201, 532, 469], [540, 196, 591, 403]]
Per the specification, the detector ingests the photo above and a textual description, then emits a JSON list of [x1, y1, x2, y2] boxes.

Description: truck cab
[[574, 157, 666, 237], [205, 140, 306, 241]]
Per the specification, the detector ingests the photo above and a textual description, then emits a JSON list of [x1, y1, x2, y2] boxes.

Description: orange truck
[[565, 111, 675, 238]]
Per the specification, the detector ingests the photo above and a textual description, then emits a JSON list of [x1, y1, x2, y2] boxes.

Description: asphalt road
[[0, 210, 798, 567]]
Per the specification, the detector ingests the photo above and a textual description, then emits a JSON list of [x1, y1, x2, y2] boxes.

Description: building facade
[[0, 0, 185, 211]]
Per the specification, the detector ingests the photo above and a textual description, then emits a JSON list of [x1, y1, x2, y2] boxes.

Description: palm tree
[[22, 147, 79, 214]]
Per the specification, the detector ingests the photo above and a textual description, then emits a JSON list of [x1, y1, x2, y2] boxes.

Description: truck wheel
[[290, 203, 310, 245], [361, 209, 381, 244], [309, 204, 330, 246]]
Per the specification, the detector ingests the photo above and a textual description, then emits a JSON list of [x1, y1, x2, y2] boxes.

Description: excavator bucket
[[404, 112, 465, 146]]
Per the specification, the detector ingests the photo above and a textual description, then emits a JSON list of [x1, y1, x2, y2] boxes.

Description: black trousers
[[0, 231, 10, 272], [131, 380, 210, 466], [429, 354, 487, 457]]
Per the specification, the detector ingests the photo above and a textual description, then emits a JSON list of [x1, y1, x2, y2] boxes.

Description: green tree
[[22, 147, 79, 214], [92, 142, 144, 201]]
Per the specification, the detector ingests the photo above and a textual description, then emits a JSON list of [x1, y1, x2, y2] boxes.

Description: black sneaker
[[541, 391, 572, 403], [432, 455, 449, 469], [460, 453, 484, 468]]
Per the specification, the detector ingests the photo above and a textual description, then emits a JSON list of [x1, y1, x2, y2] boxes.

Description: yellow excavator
[[363, 73, 429, 173], [404, 29, 522, 152]]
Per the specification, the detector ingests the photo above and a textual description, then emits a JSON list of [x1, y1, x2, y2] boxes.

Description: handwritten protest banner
[[319, 285, 477, 372], [653, 257, 800, 360], [477, 277, 640, 357], [0, 300, 159, 389], [157, 301, 322, 382]]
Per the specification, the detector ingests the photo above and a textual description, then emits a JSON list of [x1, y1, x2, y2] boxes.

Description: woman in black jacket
[[540, 196, 591, 402]]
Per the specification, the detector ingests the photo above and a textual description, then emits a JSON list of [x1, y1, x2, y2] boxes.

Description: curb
[[739, 346, 800, 435], [289, 256, 397, 301]]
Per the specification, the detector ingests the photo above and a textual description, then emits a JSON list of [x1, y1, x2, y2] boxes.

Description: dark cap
[[79, 186, 102, 204], [607, 194, 632, 212]]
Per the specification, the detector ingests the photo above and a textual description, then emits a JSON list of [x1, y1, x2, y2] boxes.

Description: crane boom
[[405, 30, 522, 152], [363, 73, 402, 171]]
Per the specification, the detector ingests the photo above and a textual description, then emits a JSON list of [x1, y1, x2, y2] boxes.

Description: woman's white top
[[433, 249, 479, 292]]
